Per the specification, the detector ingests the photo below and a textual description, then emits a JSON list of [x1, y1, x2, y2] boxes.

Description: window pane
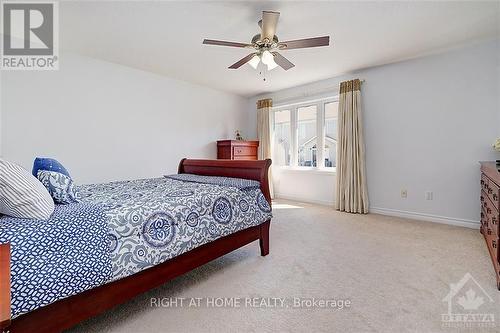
[[324, 102, 338, 167], [297, 105, 317, 167], [273, 110, 291, 166]]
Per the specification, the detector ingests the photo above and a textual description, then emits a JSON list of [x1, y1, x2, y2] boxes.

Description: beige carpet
[[69, 200, 499, 333]]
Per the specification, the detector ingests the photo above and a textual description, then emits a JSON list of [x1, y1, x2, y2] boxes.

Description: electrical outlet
[[401, 189, 407, 198], [425, 191, 433, 200]]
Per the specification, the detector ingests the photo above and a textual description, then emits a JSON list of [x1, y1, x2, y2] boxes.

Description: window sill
[[276, 166, 336, 175]]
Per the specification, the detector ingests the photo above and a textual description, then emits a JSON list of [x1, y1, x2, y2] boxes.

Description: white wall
[[249, 39, 500, 226], [0, 53, 249, 184]]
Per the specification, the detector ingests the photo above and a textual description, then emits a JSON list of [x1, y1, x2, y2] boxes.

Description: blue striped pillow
[[0, 158, 54, 220]]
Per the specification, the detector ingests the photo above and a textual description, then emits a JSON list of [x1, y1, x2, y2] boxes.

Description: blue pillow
[[32, 157, 70, 178], [37, 170, 80, 204]]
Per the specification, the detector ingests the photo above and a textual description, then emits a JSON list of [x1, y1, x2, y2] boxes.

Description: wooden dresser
[[217, 140, 259, 160], [480, 162, 500, 290]]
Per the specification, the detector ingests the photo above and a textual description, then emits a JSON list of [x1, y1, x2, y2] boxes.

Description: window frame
[[272, 94, 339, 172]]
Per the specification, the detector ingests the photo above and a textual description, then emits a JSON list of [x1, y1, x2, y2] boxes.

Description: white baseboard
[[369, 207, 480, 229], [274, 193, 334, 207], [274, 194, 480, 229]]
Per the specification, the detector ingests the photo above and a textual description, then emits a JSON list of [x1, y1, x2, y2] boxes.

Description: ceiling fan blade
[[272, 52, 295, 70], [203, 39, 252, 48], [228, 53, 257, 69], [279, 36, 330, 50], [261, 11, 280, 41]]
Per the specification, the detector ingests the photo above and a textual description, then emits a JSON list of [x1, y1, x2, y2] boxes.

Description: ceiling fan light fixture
[[261, 50, 274, 66], [248, 55, 260, 69]]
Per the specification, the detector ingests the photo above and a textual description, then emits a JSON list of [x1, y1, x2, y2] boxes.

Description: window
[[272, 109, 291, 166], [324, 101, 338, 167], [297, 105, 317, 167], [272, 96, 338, 170]]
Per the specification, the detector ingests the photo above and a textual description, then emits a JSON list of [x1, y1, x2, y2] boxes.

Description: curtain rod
[[271, 79, 365, 107]]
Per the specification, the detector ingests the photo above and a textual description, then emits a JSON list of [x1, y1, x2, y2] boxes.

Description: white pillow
[[0, 158, 55, 220]]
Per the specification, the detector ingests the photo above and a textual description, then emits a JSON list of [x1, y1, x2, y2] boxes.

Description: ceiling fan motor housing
[[252, 34, 279, 49]]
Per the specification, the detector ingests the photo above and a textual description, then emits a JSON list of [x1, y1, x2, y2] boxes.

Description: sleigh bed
[[0, 158, 272, 333]]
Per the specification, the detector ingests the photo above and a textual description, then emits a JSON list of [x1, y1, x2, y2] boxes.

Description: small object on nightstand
[[493, 139, 500, 169], [235, 130, 243, 141], [217, 140, 259, 160]]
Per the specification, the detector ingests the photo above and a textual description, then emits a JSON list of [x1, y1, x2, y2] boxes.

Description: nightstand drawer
[[233, 146, 257, 157]]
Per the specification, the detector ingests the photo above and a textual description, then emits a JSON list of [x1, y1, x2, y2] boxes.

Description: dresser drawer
[[482, 174, 500, 211], [484, 223, 499, 265], [482, 190, 499, 237], [233, 146, 257, 157], [233, 155, 258, 160]]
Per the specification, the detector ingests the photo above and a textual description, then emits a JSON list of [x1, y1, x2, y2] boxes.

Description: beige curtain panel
[[335, 79, 369, 213], [257, 98, 274, 198]]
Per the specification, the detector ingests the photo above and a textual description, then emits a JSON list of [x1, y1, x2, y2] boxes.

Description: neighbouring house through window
[[272, 95, 338, 169]]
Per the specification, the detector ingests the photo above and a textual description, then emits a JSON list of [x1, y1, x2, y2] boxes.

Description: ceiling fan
[[202, 11, 330, 71]]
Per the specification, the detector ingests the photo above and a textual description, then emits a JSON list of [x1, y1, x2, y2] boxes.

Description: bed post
[[0, 243, 11, 330], [259, 220, 270, 256]]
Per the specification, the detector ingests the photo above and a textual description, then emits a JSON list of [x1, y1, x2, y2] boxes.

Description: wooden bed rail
[[0, 243, 10, 329], [178, 158, 272, 205]]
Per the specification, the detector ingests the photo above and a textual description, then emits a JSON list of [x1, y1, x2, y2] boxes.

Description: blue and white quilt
[[78, 176, 272, 281], [0, 203, 112, 318], [1, 174, 272, 318]]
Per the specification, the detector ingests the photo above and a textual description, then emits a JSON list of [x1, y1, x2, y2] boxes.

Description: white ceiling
[[60, 1, 500, 97]]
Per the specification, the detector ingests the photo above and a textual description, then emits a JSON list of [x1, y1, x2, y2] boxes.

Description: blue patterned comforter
[[78, 176, 272, 281], [1, 175, 272, 318], [0, 203, 112, 318]]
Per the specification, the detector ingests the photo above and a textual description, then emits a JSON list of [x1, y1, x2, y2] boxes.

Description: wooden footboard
[[5, 158, 272, 333]]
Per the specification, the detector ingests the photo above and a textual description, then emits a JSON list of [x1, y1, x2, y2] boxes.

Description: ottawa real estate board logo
[[1, 1, 59, 70]]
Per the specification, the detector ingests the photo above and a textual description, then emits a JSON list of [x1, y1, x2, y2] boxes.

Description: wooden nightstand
[[217, 140, 259, 160]]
